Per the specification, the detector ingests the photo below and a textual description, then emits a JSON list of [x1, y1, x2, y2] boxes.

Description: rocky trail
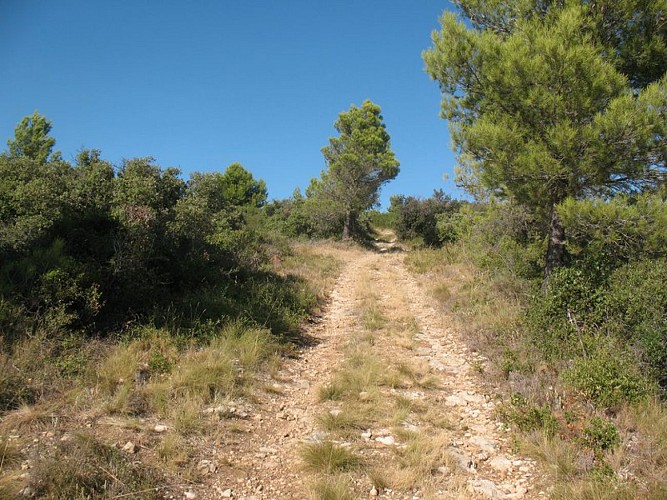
[[192, 244, 543, 499]]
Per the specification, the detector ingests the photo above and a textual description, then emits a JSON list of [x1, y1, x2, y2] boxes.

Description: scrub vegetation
[[2, 0, 666, 497]]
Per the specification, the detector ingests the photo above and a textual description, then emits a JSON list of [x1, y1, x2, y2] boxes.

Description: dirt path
[[198, 246, 541, 499]]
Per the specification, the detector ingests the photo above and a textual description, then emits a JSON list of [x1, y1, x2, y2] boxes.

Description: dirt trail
[[199, 246, 541, 499]]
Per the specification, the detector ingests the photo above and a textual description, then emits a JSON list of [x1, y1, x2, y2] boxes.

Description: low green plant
[[582, 417, 620, 455], [564, 343, 652, 408], [499, 393, 559, 437]]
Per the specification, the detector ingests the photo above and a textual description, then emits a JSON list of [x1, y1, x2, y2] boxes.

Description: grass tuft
[[310, 476, 354, 500], [29, 433, 161, 499], [301, 441, 361, 473]]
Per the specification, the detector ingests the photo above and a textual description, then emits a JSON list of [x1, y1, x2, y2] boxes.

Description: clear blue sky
[[1, 1, 460, 207]]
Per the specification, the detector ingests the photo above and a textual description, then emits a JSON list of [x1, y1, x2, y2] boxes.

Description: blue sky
[[1, 1, 459, 207]]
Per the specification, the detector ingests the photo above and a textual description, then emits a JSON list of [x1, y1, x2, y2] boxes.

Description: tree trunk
[[544, 208, 566, 280], [342, 211, 352, 240]]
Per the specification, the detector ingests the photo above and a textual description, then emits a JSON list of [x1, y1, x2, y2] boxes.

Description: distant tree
[[316, 100, 400, 239], [6, 111, 56, 164], [424, 2, 666, 276], [219, 162, 267, 208]]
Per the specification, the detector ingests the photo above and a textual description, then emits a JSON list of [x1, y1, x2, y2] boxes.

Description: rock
[[469, 436, 495, 452], [489, 456, 513, 472], [370, 486, 379, 496], [184, 491, 197, 499], [122, 441, 138, 454], [304, 430, 328, 443], [154, 424, 168, 433], [221, 489, 233, 498], [375, 436, 396, 446], [21, 486, 35, 498], [450, 450, 476, 471], [358, 391, 370, 401], [462, 392, 485, 404], [329, 408, 343, 417], [468, 479, 505, 499], [361, 431, 372, 440], [197, 460, 216, 475], [445, 395, 467, 407]]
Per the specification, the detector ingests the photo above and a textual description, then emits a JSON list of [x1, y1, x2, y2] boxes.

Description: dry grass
[[361, 306, 387, 331], [419, 251, 667, 496], [317, 351, 389, 402], [28, 433, 161, 499], [390, 431, 460, 491], [309, 476, 354, 500], [316, 406, 369, 434], [283, 242, 347, 302], [301, 441, 362, 474], [403, 247, 454, 274]]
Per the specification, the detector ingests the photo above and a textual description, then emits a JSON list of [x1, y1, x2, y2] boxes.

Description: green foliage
[[424, 1, 666, 273], [390, 190, 462, 246], [558, 194, 667, 272], [582, 417, 620, 454], [308, 100, 399, 239], [447, 201, 544, 279], [6, 111, 56, 164], [0, 113, 313, 356], [603, 259, 667, 385], [564, 341, 652, 408], [529, 259, 667, 391], [498, 393, 559, 437], [366, 209, 397, 230]]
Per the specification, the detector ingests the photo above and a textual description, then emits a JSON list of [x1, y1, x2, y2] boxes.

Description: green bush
[[582, 417, 620, 454], [389, 190, 462, 246], [564, 342, 653, 408], [498, 393, 559, 437], [603, 259, 667, 386]]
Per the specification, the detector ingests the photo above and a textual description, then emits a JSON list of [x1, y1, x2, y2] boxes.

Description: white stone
[[468, 479, 505, 499], [375, 436, 396, 446], [154, 424, 168, 433], [445, 395, 467, 407], [489, 456, 513, 472], [469, 436, 495, 452], [122, 441, 138, 453]]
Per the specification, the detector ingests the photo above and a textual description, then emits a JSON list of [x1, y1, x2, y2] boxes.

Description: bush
[[389, 190, 462, 246], [582, 417, 620, 454], [603, 259, 667, 386], [564, 341, 653, 408], [498, 393, 559, 437]]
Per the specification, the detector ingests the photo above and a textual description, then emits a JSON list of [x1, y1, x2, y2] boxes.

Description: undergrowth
[[410, 243, 667, 496]]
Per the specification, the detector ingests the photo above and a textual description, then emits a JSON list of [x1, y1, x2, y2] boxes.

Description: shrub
[[564, 342, 653, 408], [602, 259, 667, 386], [389, 190, 462, 246], [498, 393, 559, 437], [582, 417, 620, 454]]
